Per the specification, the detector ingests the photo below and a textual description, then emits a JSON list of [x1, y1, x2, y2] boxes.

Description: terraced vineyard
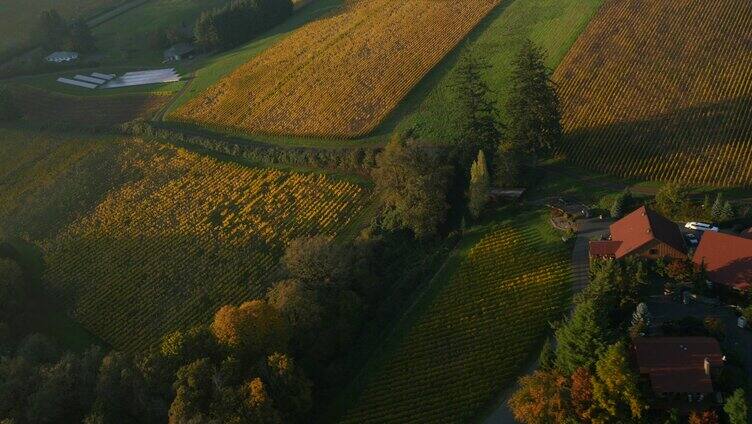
[[1, 131, 370, 351], [554, 0, 752, 186], [172, 0, 501, 138], [339, 224, 571, 423], [9, 85, 169, 128]]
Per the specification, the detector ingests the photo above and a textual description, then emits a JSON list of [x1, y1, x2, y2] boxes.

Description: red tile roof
[[633, 337, 723, 394], [693, 231, 752, 290], [610, 206, 686, 258], [589, 240, 621, 257]]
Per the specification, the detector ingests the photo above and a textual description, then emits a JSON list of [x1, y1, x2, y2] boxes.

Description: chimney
[[704, 357, 711, 376]]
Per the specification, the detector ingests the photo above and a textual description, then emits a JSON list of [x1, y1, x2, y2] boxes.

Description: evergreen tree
[[724, 388, 747, 424], [68, 20, 96, 52], [610, 189, 632, 219], [505, 40, 562, 157], [554, 299, 609, 374], [711, 193, 724, 222], [468, 150, 490, 219], [38, 9, 69, 51], [720, 201, 735, 223], [452, 50, 502, 167], [537, 338, 555, 371]]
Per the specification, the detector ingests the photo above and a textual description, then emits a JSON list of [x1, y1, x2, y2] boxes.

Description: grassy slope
[[391, 0, 605, 142], [330, 208, 571, 422], [91, 0, 230, 66]]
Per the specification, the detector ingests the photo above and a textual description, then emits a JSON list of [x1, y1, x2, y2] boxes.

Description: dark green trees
[[505, 40, 562, 158], [194, 0, 294, 52], [373, 137, 452, 238]]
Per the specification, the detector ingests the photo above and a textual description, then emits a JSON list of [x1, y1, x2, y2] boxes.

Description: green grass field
[[91, 0, 230, 65], [0, 0, 124, 57], [332, 209, 571, 423], [390, 0, 605, 142]]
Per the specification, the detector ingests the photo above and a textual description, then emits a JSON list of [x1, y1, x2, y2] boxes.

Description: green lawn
[[390, 0, 605, 142]]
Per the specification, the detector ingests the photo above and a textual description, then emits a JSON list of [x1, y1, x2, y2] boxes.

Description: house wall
[[632, 239, 686, 260]]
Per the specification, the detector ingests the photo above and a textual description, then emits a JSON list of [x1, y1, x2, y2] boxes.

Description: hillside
[[1, 129, 371, 351], [171, 0, 502, 138], [554, 0, 752, 186], [336, 212, 571, 423]]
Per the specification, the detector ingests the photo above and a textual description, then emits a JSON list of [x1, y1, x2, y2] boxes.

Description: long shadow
[[563, 96, 752, 180]]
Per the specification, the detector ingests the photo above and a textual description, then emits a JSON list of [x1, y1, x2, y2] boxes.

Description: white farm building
[[45, 51, 79, 63]]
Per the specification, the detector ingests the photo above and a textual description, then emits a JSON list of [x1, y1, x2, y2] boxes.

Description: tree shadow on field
[[371, 0, 516, 140], [562, 96, 752, 182]]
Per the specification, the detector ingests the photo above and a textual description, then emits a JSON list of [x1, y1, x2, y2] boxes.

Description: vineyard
[[339, 223, 571, 423], [0, 131, 370, 351], [8, 85, 169, 128], [554, 0, 752, 186], [171, 0, 501, 138]]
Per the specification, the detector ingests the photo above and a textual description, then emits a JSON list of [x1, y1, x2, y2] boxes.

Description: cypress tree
[[506, 40, 562, 157], [468, 150, 490, 219], [711, 193, 724, 221]]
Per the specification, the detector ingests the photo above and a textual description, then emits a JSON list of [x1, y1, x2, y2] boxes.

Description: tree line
[[37, 9, 96, 53], [194, 0, 294, 52]]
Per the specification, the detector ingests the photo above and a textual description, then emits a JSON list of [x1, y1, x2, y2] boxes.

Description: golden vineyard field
[[172, 0, 501, 138], [340, 224, 570, 423], [1, 131, 369, 351], [554, 0, 752, 186]]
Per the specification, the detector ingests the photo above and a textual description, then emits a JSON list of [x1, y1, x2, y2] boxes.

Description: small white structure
[[102, 68, 180, 89], [56, 77, 97, 89], [45, 51, 79, 63]]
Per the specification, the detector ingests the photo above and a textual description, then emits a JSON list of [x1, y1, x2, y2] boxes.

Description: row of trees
[[195, 0, 294, 52], [38, 10, 96, 53]]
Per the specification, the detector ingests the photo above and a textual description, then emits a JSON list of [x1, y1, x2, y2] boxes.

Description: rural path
[[482, 216, 610, 424]]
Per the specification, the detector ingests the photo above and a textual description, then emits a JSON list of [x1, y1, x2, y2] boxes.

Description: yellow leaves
[[172, 0, 501, 138], [554, 0, 752, 186], [39, 138, 369, 351]]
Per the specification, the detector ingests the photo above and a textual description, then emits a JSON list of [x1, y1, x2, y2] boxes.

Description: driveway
[[482, 217, 610, 423]]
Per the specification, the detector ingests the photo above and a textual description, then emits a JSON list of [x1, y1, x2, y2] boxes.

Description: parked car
[[685, 233, 699, 246], [685, 222, 719, 232]]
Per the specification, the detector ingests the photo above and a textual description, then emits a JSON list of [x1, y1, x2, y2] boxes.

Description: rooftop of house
[[164, 43, 195, 59], [633, 337, 723, 394], [45, 51, 79, 61], [589, 206, 686, 259], [693, 231, 752, 290]]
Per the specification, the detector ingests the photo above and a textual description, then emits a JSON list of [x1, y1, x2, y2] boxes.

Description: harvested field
[[554, 0, 752, 186], [172, 0, 501, 138]]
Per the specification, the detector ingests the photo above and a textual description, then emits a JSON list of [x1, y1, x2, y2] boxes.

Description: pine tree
[[452, 50, 502, 168], [720, 201, 735, 223], [506, 40, 562, 157], [554, 299, 610, 374], [711, 193, 724, 222], [724, 388, 747, 424], [537, 338, 555, 370], [468, 150, 490, 219]]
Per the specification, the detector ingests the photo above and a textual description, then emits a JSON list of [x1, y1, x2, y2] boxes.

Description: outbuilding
[[163, 43, 195, 62], [45, 51, 79, 63]]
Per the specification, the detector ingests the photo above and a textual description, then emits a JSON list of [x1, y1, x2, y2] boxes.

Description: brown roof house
[[633, 337, 724, 400], [590, 206, 687, 260], [693, 231, 752, 291]]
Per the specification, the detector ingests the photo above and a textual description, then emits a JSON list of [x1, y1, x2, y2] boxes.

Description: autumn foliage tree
[[590, 342, 645, 422], [211, 300, 289, 360], [689, 410, 720, 424], [508, 370, 571, 424]]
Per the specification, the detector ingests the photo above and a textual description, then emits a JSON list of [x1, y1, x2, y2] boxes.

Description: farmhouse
[[45, 51, 79, 63], [693, 231, 752, 292], [589, 206, 687, 260], [163, 43, 195, 62], [633, 337, 724, 399]]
